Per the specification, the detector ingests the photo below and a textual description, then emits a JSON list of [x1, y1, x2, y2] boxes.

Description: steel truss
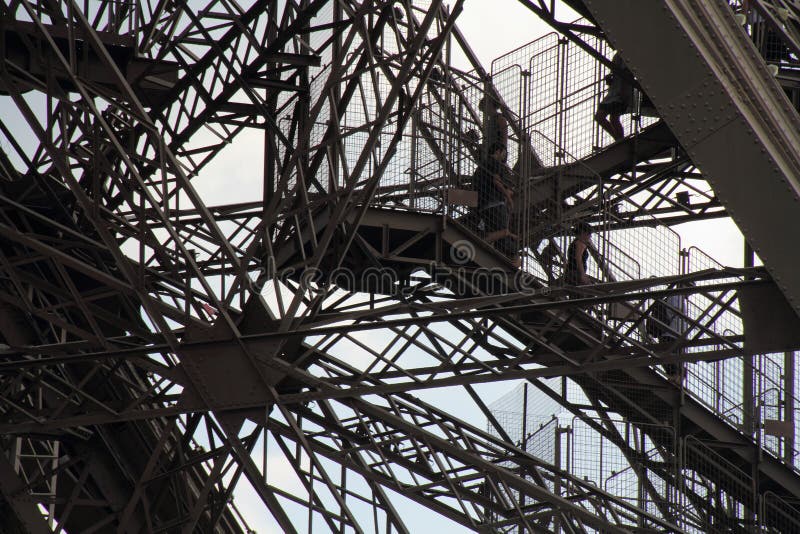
[[1, 0, 800, 532]]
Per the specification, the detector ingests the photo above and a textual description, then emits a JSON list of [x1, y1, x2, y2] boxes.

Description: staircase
[[304, 12, 800, 530]]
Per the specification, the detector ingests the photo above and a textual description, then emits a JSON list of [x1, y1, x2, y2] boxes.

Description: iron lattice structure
[[1, 0, 800, 532]]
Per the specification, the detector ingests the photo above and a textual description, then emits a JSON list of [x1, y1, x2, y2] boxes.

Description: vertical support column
[[264, 0, 278, 218], [743, 241, 755, 437], [554, 424, 563, 534], [785, 351, 796, 465], [407, 2, 433, 214], [554, 37, 568, 237], [480, 78, 491, 161], [518, 382, 528, 534], [329, 1, 342, 194], [670, 239, 685, 524], [443, 8, 453, 222], [637, 426, 645, 530], [520, 69, 531, 265], [299, 0, 311, 188], [555, 37, 568, 166], [743, 239, 759, 527], [409, 115, 418, 210], [521, 382, 529, 447], [593, 38, 607, 151]]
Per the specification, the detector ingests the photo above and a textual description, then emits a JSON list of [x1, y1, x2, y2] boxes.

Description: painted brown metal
[[1, 0, 800, 532]]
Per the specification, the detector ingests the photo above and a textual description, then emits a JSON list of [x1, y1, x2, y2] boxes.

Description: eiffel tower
[[2, 1, 800, 532]]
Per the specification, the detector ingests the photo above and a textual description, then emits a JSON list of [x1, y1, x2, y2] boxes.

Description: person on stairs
[[563, 222, 594, 286], [595, 52, 634, 142], [647, 282, 691, 385], [480, 95, 509, 158], [474, 142, 520, 267]]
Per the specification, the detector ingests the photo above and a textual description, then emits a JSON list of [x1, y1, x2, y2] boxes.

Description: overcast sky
[[451, 0, 560, 69]]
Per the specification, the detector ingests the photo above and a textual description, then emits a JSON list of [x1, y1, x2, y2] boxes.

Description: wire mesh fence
[[729, 0, 795, 64], [293, 20, 696, 283], [306, 16, 800, 530], [299, 25, 671, 271], [487, 377, 800, 532], [681, 436, 759, 533], [762, 491, 800, 533], [460, 9, 800, 534]]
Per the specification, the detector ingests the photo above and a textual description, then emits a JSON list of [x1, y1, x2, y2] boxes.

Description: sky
[[451, 0, 560, 69]]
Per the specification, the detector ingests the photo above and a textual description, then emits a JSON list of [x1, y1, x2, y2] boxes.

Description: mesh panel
[[681, 437, 758, 533]]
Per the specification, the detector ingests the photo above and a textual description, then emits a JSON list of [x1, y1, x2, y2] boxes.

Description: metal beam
[[582, 0, 800, 315]]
